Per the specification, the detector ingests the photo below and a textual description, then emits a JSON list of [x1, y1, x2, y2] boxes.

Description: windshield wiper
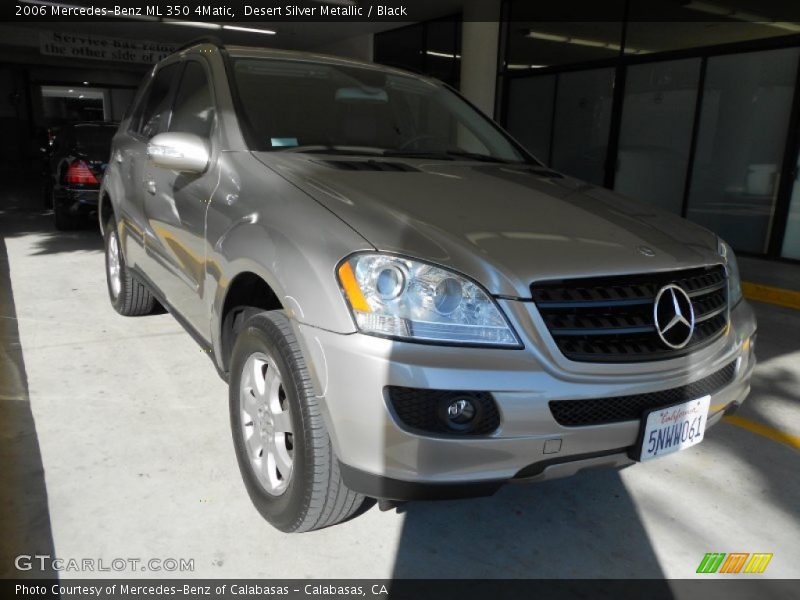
[[277, 145, 385, 157], [381, 150, 455, 160], [382, 149, 514, 164], [441, 150, 517, 164], [278, 145, 520, 164]]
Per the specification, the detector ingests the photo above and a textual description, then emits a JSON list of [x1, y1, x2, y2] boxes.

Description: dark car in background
[[46, 122, 116, 230]]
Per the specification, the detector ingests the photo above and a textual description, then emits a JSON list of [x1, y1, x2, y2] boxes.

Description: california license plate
[[636, 396, 710, 461]]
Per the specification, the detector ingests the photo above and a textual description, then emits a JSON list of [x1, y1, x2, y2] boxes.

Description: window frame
[[128, 61, 182, 141], [167, 56, 219, 140]]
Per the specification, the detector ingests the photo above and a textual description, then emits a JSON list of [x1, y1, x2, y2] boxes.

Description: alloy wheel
[[239, 352, 294, 495]]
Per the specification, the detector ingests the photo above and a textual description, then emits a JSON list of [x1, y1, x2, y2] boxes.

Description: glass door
[[781, 155, 800, 259], [685, 47, 800, 254]]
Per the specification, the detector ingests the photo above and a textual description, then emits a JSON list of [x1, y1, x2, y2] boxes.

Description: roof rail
[[175, 36, 225, 53]]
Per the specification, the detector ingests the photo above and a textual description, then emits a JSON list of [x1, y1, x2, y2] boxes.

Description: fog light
[[447, 398, 475, 423], [443, 397, 477, 430]]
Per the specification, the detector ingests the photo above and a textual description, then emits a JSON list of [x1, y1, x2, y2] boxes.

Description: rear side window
[[169, 61, 215, 138], [137, 63, 179, 139]]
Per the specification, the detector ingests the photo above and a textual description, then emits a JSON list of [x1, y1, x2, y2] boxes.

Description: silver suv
[[100, 41, 757, 532]]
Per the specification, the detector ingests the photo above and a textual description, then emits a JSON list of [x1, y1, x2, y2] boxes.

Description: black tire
[[104, 217, 156, 316], [229, 311, 364, 532], [54, 198, 80, 231], [42, 178, 52, 208]]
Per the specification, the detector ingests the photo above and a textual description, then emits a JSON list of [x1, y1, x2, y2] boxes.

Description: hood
[[254, 153, 721, 298]]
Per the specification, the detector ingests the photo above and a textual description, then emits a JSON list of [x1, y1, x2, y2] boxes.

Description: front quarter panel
[[206, 152, 373, 361]]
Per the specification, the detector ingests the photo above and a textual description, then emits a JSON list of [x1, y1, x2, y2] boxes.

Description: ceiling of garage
[[2, 0, 466, 53], [12, 20, 409, 50]]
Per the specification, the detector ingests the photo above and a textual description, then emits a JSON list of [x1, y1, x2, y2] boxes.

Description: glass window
[[169, 62, 215, 138], [505, 74, 556, 163], [231, 58, 528, 163], [781, 153, 800, 259], [41, 85, 107, 123], [374, 24, 425, 74], [137, 63, 179, 139], [72, 124, 117, 153], [424, 20, 461, 87], [686, 47, 800, 253], [125, 81, 149, 130], [615, 59, 701, 213], [374, 20, 462, 88], [550, 68, 615, 184], [112, 88, 136, 123]]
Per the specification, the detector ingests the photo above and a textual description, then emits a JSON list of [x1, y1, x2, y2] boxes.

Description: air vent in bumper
[[385, 387, 500, 436], [549, 360, 737, 426]]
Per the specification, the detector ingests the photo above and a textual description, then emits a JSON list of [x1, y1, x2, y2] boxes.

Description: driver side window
[[136, 63, 179, 139], [169, 61, 215, 139]]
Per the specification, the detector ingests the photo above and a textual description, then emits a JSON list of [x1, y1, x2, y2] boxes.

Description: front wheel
[[229, 311, 364, 532], [104, 217, 156, 316]]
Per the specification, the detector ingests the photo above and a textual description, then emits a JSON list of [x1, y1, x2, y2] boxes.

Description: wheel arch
[[98, 189, 114, 235], [217, 271, 284, 375]]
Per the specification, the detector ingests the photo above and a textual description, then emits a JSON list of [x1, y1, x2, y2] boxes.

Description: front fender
[[205, 152, 374, 372]]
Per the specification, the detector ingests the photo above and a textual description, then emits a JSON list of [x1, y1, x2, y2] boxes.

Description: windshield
[[231, 58, 531, 163], [72, 125, 116, 154]]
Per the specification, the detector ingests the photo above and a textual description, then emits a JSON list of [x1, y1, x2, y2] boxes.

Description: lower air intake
[[549, 360, 737, 426]]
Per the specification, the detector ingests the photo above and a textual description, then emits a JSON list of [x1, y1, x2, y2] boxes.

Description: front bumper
[[296, 299, 756, 501]]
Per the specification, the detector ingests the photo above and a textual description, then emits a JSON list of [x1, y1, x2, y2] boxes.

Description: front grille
[[531, 265, 728, 362], [549, 360, 737, 426]]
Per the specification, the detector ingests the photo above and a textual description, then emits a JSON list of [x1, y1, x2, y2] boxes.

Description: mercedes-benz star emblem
[[637, 245, 656, 257], [653, 284, 695, 349]]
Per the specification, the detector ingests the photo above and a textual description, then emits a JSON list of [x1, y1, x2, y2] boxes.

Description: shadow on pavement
[[0, 179, 102, 256], [0, 235, 56, 578], [390, 468, 670, 580], [0, 176, 104, 578], [709, 302, 800, 524]]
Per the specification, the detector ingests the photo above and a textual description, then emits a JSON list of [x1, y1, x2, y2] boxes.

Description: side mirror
[[147, 132, 209, 173]]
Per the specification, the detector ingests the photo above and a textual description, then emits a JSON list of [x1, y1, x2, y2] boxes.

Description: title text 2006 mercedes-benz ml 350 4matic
[[100, 41, 756, 532]]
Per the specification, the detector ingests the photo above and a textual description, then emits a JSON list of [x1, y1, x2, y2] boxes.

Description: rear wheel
[[53, 196, 80, 231], [104, 217, 156, 316], [229, 311, 364, 532], [42, 178, 52, 208]]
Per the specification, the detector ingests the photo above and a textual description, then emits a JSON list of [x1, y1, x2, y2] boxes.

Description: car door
[[143, 58, 219, 339], [116, 63, 181, 270]]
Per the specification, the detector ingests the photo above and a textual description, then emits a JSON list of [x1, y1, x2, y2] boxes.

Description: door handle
[[115, 151, 123, 163], [145, 180, 156, 195]]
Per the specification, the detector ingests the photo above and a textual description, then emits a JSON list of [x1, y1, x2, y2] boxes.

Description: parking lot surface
[[1, 183, 798, 581]]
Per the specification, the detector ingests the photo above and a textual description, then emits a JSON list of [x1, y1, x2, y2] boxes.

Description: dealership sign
[[40, 31, 176, 64]]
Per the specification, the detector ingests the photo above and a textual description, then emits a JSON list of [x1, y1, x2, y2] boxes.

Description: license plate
[[636, 396, 710, 461]]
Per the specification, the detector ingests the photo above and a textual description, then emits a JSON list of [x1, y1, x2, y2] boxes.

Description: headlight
[[337, 253, 521, 347], [718, 238, 743, 305]]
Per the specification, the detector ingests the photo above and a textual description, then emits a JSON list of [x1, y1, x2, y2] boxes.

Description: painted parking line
[[723, 414, 800, 451], [742, 281, 800, 311]]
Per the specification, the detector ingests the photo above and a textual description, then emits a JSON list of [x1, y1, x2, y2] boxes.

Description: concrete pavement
[[1, 182, 798, 583]]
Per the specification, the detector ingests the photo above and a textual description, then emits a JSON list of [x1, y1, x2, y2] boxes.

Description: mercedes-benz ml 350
[[99, 42, 756, 532]]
